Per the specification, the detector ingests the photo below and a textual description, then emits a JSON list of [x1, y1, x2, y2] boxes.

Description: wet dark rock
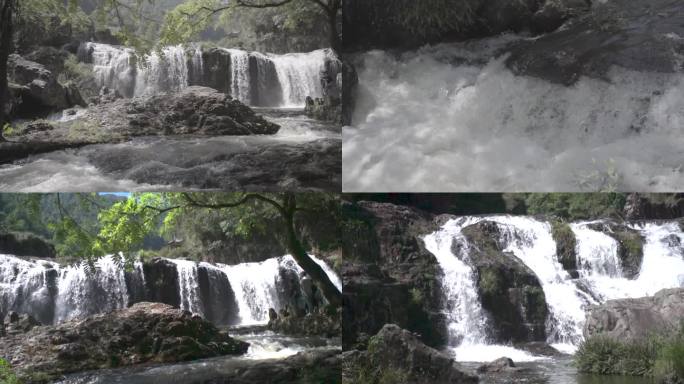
[[507, 0, 684, 84], [585, 221, 644, 279], [268, 308, 341, 338], [341, 202, 447, 348], [624, 193, 684, 220], [0, 232, 56, 258], [142, 258, 181, 309], [531, 0, 590, 34], [461, 221, 548, 343], [477, 357, 519, 373], [551, 220, 577, 272], [0, 302, 249, 383], [304, 54, 344, 123], [584, 288, 684, 341], [8, 54, 70, 116], [3, 312, 40, 335], [343, 324, 477, 384], [197, 265, 240, 326]]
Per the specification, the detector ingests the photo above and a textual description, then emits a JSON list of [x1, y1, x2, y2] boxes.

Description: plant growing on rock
[[0, 358, 19, 384]]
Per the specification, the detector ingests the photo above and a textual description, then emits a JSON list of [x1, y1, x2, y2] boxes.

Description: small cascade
[[167, 259, 203, 316], [54, 255, 131, 323], [225, 48, 252, 104], [219, 257, 282, 325], [424, 217, 489, 346], [269, 50, 330, 108], [82, 42, 137, 97], [135, 45, 189, 96], [0, 255, 59, 325], [572, 221, 623, 278]]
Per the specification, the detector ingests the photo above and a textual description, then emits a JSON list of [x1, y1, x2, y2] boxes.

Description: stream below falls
[[0, 110, 340, 192]]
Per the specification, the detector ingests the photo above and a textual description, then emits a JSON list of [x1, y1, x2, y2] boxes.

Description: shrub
[[576, 326, 684, 381], [0, 358, 20, 384]]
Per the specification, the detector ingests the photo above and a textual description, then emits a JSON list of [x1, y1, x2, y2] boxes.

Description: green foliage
[[409, 287, 424, 306], [479, 268, 502, 295], [576, 326, 684, 380], [2, 123, 15, 137], [525, 193, 626, 221], [158, 0, 218, 46], [389, 0, 480, 38], [0, 358, 20, 384]]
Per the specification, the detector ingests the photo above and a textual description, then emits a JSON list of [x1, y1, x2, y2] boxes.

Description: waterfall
[[54, 255, 131, 323], [167, 259, 203, 316], [426, 216, 684, 360], [135, 45, 189, 96], [269, 49, 330, 108], [80, 42, 333, 108], [424, 217, 489, 346], [225, 48, 252, 104], [0, 253, 340, 328], [220, 257, 282, 325]]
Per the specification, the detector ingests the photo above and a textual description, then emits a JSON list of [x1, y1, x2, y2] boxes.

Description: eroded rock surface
[[584, 288, 684, 341], [0, 302, 249, 383]]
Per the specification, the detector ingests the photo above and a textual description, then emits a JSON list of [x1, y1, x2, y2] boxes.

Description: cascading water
[[219, 254, 342, 325], [0, 253, 340, 328], [269, 49, 330, 108], [424, 217, 489, 347], [425, 216, 684, 361], [81, 42, 332, 108], [225, 48, 252, 104], [342, 35, 684, 192], [167, 259, 203, 316]]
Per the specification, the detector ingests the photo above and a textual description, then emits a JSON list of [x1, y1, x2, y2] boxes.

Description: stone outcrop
[[507, 0, 684, 84], [5, 87, 279, 163], [343, 324, 477, 384], [584, 288, 684, 341], [342, 202, 447, 348], [461, 221, 549, 343], [0, 302, 249, 383], [342, 0, 591, 51], [8, 54, 83, 117], [268, 308, 341, 338], [0, 232, 56, 258]]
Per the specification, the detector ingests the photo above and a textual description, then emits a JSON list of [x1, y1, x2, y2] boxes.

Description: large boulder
[[461, 221, 549, 343], [0, 232, 56, 258], [142, 258, 181, 308], [584, 288, 684, 341], [343, 324, 477, 384], [13, 87, 279, 147], [0, 302, 249, 383], [8, 54, 71, 116], [507, 0, 684, 84]]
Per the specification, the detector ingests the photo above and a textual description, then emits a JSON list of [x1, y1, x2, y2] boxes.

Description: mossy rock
[[587, 222, 644, 279], [551, 220, 577, 272]]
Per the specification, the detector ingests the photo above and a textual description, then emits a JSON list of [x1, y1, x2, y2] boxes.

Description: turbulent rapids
[[80, 42, 335, 107], [424, 216, 684, 361], [0, 254, 340, 326], [343, 35, 684, 192]]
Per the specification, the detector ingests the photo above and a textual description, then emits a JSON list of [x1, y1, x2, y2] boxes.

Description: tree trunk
[[0, 0, 15, 138], [327, 6, 340, 51], [283, 206, 342, 309]]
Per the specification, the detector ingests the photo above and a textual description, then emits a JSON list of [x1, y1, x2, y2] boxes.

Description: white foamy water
[[425, 216, 684, 361], [0, 253, 340, 327], [167, 259, 204, 316], [82, 42, 332, 107], [343, 37, 684, 191], [424, 217, 489, 346]]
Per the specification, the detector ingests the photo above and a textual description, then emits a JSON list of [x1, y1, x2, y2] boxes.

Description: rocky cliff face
[[342, 0, 590, 51], [0, 232, 56, 259], [0, 302, 249, 383], [584, 288, 684, 341], [342, 201, 448, 348]]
